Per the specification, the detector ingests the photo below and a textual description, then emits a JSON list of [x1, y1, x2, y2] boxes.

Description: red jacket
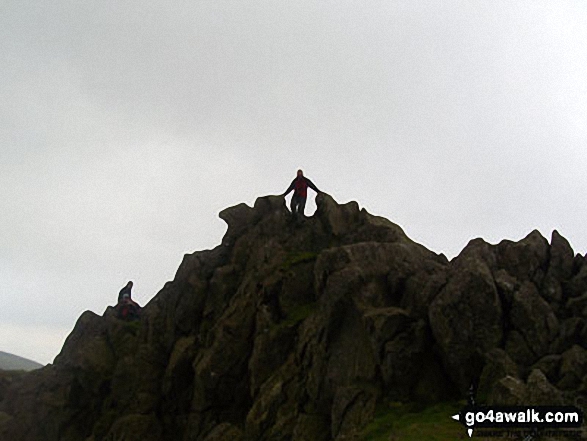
[[284, 176, 320, 198]]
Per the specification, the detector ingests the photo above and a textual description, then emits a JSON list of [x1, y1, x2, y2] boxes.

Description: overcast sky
[[1, 1, 586, 365]]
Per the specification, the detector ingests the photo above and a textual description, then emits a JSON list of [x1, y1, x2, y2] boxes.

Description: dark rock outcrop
[[1, 193, 586, 440]]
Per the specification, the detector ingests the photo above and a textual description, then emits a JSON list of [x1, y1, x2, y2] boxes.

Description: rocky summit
[[1, 194, 587, 440]]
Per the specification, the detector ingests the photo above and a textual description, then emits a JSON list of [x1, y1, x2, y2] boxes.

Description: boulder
[[219, 202, 255, 241], [477, 349, 519, 402], [540, 229, 572, 305], [379, 320, 429, 400], [202, 423, 243, 441], [429, 260, 503, 392], [566, 294, 587, 318], [548, 230, 574, 281], [362, 307, 412, 353], [510, 281, 559, 360], [488, 376, 527, 406], [497, 230, 549, 284], [54, 311, 116, 378], [541, 274, 563, 304], [531, 354, 561, 384], [550, 318, 585, 354], [105, 414, 163, 441], [400, 264, 447, 318], [292, 414, 330, 441], [494, 268, 518, 306], [565, 265, 587, 299], [315, 193, 362, 237], [558, 345, 587, 390], [504, 330, 537, 367], [331, 386, 377, 439], [524, 369, 564, 405]]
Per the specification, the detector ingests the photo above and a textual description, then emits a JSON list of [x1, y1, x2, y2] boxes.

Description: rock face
[[1, 196, 586, 440]]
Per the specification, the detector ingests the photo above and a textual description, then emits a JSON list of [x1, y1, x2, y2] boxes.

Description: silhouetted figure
[[118, 281, 133, 302], [116, 293, 140, 321], [283, 169, 320, 217]]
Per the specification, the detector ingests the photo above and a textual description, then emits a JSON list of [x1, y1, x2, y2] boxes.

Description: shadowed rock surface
[[1, 193, 586, 440]]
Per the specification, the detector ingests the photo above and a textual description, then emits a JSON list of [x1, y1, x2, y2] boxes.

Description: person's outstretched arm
[[283, 179, 296, 196], [305, 177, 320, 193]]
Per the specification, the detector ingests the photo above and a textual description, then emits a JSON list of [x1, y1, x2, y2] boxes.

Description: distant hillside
[[0, 351, 43, 371]]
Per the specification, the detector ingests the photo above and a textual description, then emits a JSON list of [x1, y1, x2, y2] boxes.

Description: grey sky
[[1, 1, 586, 364]]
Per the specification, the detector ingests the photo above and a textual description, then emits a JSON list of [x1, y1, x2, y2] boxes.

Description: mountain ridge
[[0, 352, 43, 372], [1, 193, 586, 440]]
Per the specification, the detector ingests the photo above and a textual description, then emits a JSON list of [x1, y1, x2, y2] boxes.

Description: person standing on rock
[[118, 281, 133, 302], [283, 169, 321, 217]]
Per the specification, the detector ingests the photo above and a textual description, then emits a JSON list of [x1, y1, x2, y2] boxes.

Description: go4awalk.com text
[[451, 405, 583, 438]]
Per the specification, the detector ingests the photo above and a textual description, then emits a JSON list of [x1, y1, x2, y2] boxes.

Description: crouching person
[[116, 293, 141, 321]]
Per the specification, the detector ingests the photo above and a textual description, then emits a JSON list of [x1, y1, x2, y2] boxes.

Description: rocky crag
[[1, 194, 586, 440]]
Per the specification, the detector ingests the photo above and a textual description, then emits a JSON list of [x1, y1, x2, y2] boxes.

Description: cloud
[[0, 322, 70, 365]]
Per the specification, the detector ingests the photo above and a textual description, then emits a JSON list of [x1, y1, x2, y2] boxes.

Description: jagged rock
[[550, 318, 585, 354], [219, 203, 256, 241], [510, 281, 559, 361], [219, 195, 288, 245], [488, 369, 562, 407], [202, 422, 243, 441], [565, 264, 587, 299], [429, 258, 502, 392], [105, 414, 163, 441], [400, 263, 447, 318], [566, 293, 587, 317], [577, 375, 587, 399], [55, 310, 117, 377], [292, 414, 330, 441], [531, 354, 562, 384], [524, 368, 564, 405], [315, 193, 362, 237], [245, 361, 297, 440], [504, 330, 536, 367], [497, 230, 550, 285], [411, 354, 455, 404], [494, 268, 518, 306], [477, 349, 519, 402], [573, 254, 585, 273], [2, 194, 587, 440], [488, 376, 527, 406], [248, 319, 297, 396], [548, 230, 574, 281], [540, 230, 572, 305], [331, 386, 377, 439], [314, 240, 439, 309], [542, 274, 564, 304], [0, 410, 12, 426], [0, 371, 26, 404], [363, 307, 411, 352], [379, 319, 430, 400], [558, 345, 587, 390], [453, 238, 498, 270], [192, 293, 257, 419], [161, 336, 197, 415]]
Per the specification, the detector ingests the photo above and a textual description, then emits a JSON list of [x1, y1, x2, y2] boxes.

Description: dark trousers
[[290, 194, 307, 216]]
